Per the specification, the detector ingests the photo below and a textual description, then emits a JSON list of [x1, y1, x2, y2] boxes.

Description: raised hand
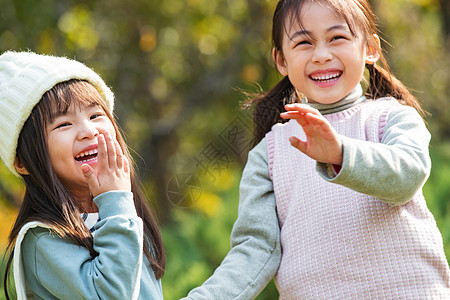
[[81, 131, 131, 197], [280, 103, 343, 165]]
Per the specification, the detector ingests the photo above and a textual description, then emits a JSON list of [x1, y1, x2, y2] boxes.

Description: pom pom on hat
[[0, 51, 115, 176]]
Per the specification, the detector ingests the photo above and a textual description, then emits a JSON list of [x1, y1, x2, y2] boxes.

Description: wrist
[[93, 190, 136, 219]]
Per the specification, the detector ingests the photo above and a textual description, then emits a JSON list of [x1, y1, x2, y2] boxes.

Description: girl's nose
[[78, 122, 99, 140], [312, 44, 333, 64]]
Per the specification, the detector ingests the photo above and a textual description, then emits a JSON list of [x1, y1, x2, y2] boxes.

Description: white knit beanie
[[0, 51, 115, 176]]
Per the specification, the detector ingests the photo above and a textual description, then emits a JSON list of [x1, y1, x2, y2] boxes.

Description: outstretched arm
[[182, 139, 281, 300], [281, 102, 431, 205]]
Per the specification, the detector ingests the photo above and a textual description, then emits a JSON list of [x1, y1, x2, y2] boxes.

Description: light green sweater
[[16, 191, 163, 300], [183, 85, 440, 299]]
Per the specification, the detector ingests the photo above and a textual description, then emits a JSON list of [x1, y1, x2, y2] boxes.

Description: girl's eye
[[55, 122, 71, 129], [331, 35, 347, 42], [295, 40, 311, 47], [90, 113, 104, 120]]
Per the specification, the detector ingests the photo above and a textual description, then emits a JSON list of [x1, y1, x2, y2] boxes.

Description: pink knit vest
[[266, 99, 450, 299]]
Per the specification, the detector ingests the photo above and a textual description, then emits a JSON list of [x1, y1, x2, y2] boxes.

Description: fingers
[[104, 131, 117, 167], [114, 141, 130, 174], [282, 112, 326, 130], [81, 164, 98, 191], [281, 104, 322, 125], [105, 132, 130, 172], [114, 139, 124, 169], [96, 131, 128, 169], [101, 131, 125, 169], [123, 154, 130, 174], [303, 112, 329, 128], [280, 102, 332, 133], [83, 131, 131, 197], [282, 103, 320, 115], [279, 104, 343, 164], [97, 134, 108, 170], [289, 136, 307, 154]]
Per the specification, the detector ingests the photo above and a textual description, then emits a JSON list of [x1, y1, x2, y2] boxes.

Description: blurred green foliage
[[0, 0, 449, 299]]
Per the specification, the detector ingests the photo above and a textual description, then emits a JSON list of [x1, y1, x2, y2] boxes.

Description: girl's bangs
[[41, 79, 108, 124], [282, 0, 369, 42]]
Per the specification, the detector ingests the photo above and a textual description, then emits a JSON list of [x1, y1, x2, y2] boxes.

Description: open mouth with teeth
[[309, 71, 342, 82], [75, 149, 98, 163]]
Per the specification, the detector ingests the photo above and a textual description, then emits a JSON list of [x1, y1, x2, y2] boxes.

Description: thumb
[[289, 136, 307, 154], [81, 164, 98, 194]]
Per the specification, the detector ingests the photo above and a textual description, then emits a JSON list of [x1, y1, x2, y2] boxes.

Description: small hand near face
[[280, 104, 343, 165], [81, 131, 131, 198]]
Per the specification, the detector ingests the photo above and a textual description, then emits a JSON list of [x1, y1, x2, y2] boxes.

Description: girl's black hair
[[3, 79, 165, 299], [245, 0, 425, 146]]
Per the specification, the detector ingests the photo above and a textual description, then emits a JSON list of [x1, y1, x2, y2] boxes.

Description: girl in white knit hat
[[0, 51, 165, 300], [183, 0, 450, 299]]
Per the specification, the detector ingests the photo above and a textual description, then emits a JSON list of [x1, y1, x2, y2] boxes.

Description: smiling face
[[44, 82, 116, 197], [273, 1, 378, 104], [46, 103, 115, 193]]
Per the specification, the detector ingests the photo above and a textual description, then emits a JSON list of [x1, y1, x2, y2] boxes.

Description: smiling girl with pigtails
[[183, 0, 450, 298], [0, 51, 165, 300]]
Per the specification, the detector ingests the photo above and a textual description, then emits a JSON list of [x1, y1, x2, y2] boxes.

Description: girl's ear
[[273, 48, 288, 76], [14, 157, 29, 175], [365, 34, 381, 65]]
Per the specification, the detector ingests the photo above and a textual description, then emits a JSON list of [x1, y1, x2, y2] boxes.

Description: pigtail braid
[[244, 76, 296, 146], [366, 63, 426, 117]]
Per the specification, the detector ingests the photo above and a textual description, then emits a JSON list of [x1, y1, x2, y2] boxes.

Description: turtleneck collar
[[300, 84, 366, 115]]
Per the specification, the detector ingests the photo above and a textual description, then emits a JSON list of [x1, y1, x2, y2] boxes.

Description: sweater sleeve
[[317, 105, 431, 205], [21, 191, 144, 300], [182, 138, 281, 300]]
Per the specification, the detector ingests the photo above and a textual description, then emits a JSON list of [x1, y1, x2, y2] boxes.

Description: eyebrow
[[289, 24, 349, 40]]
